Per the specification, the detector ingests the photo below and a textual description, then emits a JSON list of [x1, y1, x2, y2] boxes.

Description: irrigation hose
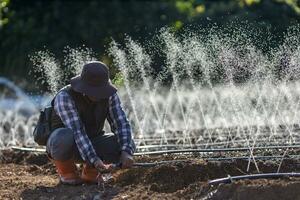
[[136, 141, 300, 149], [6, 146, 300, 184], [134, 145, 300, 156], [7, 146, 300, 167], [133, 155, 300, 166], [98, 160, 192, 171], [206, 155, 300, 161], [10, 145, 300, 156], [11, 146, 46, 152], [133, 159, 191, 167], [209, 172, 300, 186]]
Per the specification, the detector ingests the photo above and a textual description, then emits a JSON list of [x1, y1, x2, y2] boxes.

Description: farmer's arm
[[107, 93, 135, 157], [53, 91, 101, 166]]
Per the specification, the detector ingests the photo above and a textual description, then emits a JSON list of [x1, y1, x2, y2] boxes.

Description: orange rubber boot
[[52, 159, 82, 185], [81, 163, 101, 184]]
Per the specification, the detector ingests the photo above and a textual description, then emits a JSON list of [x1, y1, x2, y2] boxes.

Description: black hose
[[132, 155, 300, 167], [11, 146, 46, 152], [10, 145, 300, 156], [135, 145, 300, 156], [136, 141, 300, 150], [209, 172, 300, 186], [8, 146, 300, 166], [133, 159, 191, 167], [205, 155, 300, 161]]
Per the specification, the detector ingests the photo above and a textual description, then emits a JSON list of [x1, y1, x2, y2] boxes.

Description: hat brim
[[70, 76, 117, 100]]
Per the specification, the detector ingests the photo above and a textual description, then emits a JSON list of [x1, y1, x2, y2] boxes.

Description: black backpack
[[33, 98, 55, 146], [33, 106, 53, 146]]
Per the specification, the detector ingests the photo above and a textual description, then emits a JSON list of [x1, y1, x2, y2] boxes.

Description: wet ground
[[0, 149, 300, 199]]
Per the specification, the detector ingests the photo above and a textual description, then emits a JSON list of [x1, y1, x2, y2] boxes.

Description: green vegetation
[[0, 0, 300, 89]]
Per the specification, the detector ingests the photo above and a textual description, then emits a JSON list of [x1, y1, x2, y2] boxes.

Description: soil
[[0, 149, 300, 200]]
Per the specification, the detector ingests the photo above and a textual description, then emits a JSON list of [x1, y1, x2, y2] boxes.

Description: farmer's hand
[[120, 151, 134, 169], [94, 159, 113, 171]]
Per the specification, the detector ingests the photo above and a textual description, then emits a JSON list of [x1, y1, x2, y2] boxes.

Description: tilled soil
[[0, 149, 300, 200]]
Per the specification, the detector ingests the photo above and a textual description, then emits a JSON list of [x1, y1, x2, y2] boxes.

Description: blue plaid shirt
[[53, 90, 134, 165]]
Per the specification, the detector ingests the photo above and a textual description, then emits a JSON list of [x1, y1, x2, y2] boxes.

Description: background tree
[[0, 0, 299, 91]]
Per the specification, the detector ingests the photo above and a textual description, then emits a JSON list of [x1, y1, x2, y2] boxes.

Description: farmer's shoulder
[[109, 92, 121, 100], [54, 85, 72, 102]]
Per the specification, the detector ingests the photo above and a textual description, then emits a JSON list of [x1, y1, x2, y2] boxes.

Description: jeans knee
[[91, 133, 121, 163], [47, 128, 75, 161], [105, 134, 121, 153]]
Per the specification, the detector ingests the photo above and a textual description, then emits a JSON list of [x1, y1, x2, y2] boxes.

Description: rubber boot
[[81, 163, 102, 184], [52, 159, 82, 185]]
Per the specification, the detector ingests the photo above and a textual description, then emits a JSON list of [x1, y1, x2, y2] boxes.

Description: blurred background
[[1, 0, 300, 149], [1, 0, 300, 92]]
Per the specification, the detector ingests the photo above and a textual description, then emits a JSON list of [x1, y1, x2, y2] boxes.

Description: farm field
[[2, 1, 300, 200], [1, 149, 300, 200]]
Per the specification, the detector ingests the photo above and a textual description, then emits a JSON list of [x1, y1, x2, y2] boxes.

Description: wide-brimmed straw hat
[[70, 61, 117, 100]]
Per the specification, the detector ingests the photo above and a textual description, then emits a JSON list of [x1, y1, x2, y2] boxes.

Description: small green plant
[[112, 72, 124, 88], [0, 0, 10, 27]]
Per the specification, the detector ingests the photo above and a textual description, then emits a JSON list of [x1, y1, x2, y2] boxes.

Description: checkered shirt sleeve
[[107, 93, 135, 155]]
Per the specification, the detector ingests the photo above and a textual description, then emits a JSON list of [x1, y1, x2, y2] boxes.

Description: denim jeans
[[46, 128, 121, 163]]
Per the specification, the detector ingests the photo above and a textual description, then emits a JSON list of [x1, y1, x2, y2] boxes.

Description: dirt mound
[[115, 159, 300, 192], [117, 161, 205, 192], [1, 149, 49, 165], [1, 149, 300, 199], [208, 179, 300, 200]]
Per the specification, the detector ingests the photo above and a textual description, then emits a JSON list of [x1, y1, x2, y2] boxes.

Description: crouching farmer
[[46, 61, 135, 185]]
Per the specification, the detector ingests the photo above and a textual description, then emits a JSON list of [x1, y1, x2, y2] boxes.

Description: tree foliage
[[0, 0, 299, 88], [0, 0, 10, 26]]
